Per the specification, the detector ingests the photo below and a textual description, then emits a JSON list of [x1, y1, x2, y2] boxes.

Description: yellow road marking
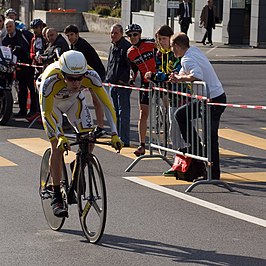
[[8, 138, 75, 163], [220, 148, 246, 157], [219, 128, 266, 150], [0, 156, 17, 167], [221, 172, 266, 182], [137, 171, 266, 186], [8, 138, 49, 156]]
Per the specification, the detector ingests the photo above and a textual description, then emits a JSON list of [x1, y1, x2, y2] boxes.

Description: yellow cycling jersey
[[39, 61, 117, 138]]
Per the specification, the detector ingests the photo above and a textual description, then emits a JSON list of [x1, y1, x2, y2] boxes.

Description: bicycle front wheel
[[77, 154, 107, 243], [39, 148, 68, 231]]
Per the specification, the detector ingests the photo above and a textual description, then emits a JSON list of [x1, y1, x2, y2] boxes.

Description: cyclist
[[125, 23, 156, 156], [38, 50, 123, 217]]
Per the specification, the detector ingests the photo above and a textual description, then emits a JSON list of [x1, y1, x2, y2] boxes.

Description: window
[[213, 0, 223, 22], [132, 0, 154, 12]]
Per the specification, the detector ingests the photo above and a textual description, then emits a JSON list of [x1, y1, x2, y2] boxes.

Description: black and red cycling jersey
[[127, 38, 156, 84]]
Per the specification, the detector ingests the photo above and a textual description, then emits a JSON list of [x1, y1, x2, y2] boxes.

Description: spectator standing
[[29, 19, 47, 80], [64, 24, 105, 81], [169, 32, 226, 180], [64, 24, 106, 136], [42, 26, 49, 44], [40, 28, 69, 67], [200, 0, 217, 46], [144, 25, 186, 176], [126, 23, 157, 156], [0, 14, 6, 45], [179, 0, 192, 35], [5, 8, 26, 30], [3, 19, 36, 117], [105, 23, 132, 146]]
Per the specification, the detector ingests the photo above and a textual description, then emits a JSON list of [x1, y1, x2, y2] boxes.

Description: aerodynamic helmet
[[125, 24, 142, 35], [59, 50, 87, 75]]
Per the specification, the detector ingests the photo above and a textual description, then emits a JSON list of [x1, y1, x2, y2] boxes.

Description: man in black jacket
[[3, 19, 36, 117], [105, 23, 132, 146], [40, 28, 69, 68], [64, 24, 106, 136], [64, 24, 105, 81], [179, 0, 192, 35]]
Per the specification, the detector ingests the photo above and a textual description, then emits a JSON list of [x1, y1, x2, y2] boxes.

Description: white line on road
[[123, 176, 266, 228]]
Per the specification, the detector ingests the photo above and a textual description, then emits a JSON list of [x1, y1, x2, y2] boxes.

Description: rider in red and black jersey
[[126, 24, 157, 156]]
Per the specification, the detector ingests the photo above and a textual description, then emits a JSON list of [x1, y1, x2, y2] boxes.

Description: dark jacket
[[2, 29, 33, 64], [42, 34, 69, 65], [72, 37, 106, 81], [200, 4, 217, 29], [105, 37, 131, 85], [179, 2, 192, 24]]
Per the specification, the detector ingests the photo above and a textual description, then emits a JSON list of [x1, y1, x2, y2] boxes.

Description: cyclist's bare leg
[[50, 139, 63, 186], [49, 139, 68, 217], [90, 90, 104, 128]]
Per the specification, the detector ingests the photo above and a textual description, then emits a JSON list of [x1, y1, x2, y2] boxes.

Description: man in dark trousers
[[105, 23, 132, 147], [64, 24, 106, 137], [179, 0, 192, 35], [3, 19, 35, 117]]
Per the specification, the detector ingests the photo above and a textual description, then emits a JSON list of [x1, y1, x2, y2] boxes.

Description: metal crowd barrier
[[124, 81, 233, 192]]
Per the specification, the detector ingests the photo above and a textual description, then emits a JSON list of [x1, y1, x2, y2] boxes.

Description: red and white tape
[[152, 86, 208, 100], [17, 62, 43, 69], [102, 82, 150, 92], [103, 82, 265, 110], [208, 102, 266, 110]]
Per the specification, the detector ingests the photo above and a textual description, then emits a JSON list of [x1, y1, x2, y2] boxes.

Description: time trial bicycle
[[39, 132, 112, 243]]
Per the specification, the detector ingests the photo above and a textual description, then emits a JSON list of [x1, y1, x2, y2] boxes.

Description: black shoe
[[14, 111, 27, 118], [93, 126, 107, 138], [201, 41, 206, 45], [51, 196, 68, 217], [67, 191, 77, 205]]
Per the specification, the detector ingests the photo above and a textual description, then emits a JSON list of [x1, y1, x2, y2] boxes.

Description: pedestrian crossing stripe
[[8, 138, 76, 163], [0, 156, 17, 167], [219, 128, 266, 150], [136, 171, 266, 185], [1, 128, 265, 183]]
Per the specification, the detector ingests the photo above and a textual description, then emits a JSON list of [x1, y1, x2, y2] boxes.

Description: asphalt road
[[0, 62, 265, 265]]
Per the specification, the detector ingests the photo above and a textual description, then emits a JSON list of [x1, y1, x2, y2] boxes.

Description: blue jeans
[[111, 87, 132, 145]]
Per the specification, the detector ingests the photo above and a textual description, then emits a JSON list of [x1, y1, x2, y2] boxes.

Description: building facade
[[122, 0, 266, 47]]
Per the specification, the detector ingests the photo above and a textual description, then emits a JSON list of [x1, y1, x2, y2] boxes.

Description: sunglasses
[[64, 75, 84, 81], [127, 33, 139, 37]]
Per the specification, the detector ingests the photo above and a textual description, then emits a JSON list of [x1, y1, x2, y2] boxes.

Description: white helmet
[[59, 50, 87, 75]]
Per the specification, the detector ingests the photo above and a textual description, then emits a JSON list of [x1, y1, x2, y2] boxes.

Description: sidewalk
[[79, 31, 266, 64]]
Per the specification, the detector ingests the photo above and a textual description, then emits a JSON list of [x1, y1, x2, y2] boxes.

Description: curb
[[97, 50, 266, 65], [210, 60, 266, 64]]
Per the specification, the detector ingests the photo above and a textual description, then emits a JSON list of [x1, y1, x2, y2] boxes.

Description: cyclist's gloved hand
[[111, 134, 123, 152], [57, 136, 70, 151]]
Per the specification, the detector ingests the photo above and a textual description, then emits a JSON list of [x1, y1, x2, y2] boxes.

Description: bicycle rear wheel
[[77, 154, 107, 243], [39, 148, 68, 231]]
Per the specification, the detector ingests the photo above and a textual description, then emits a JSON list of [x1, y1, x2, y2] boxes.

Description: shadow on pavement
[[100, 234, 266, 265]]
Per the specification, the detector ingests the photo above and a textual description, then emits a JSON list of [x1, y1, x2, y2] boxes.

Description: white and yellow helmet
[[59, 50, 87, 75]]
